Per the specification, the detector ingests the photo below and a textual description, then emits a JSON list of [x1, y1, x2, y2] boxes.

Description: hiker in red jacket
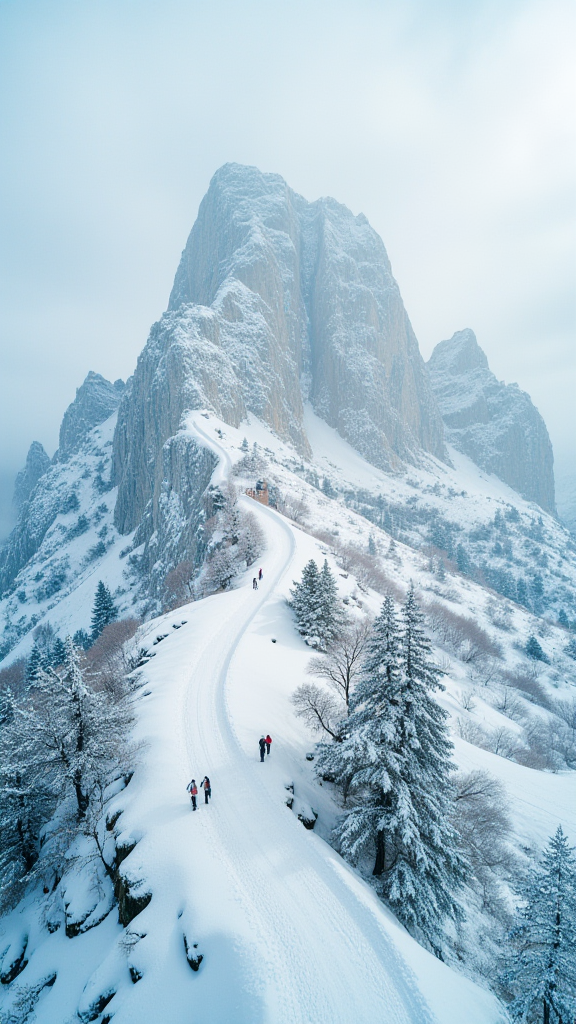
[[265, 734, 272, 755], [202, 776, 211, 804], [258, 567, 263, 581], [187, 779, 198, 811]]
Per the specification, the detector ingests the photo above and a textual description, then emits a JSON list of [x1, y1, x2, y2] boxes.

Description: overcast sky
[[0, 0, 574, 538]]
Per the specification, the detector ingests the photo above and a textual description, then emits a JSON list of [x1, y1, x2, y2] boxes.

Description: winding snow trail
[[169, 422, 501, 1024]]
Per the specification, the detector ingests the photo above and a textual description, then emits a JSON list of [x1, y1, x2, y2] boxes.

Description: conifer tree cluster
[[0, 637, 132, 909], [316, 586, 467, 948], [501, 826, 576, 1024], [289, 559, 342, 648]]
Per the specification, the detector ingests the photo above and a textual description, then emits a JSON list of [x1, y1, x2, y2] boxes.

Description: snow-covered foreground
[[62, 432, 502, 1024], [99, 507, 500, 1022], [1, 430, 507, 1023]]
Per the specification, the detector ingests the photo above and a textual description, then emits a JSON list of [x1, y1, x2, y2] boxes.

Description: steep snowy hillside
[[0, 422, 513, 1024], [1, 164, 574, 1023], [0, 413, 136, 662]]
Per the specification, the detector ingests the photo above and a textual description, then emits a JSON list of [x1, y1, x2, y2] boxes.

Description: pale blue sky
[[1, 0, 574, 536]]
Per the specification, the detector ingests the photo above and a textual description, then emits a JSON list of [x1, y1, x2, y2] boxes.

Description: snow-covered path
[[124, 421, 500, 1024], [60, 424, 503, 1024], [182, 500, 435, 1023]]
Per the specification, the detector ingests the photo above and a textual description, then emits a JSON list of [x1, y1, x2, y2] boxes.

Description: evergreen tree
[[8, 638, 131, 821], [566, 637, 576, 661], [289, 559, 342, 648], [558, 609, 569, 629], [25, 642, 43, 685], [289, 560, 322, 639], [240, 437, 249, 453], [90, 581, 117, 641], [73, 628, 91, 650], [317, 587, 467, 947], [368, 534, 377, 557], [318, 560, 343, 644], [50, 636, 67, 668], [456, 544, 471, 575], [0, 690, 54, 907], [501, 826, 576, 1024], [526, 634, 547, 662]]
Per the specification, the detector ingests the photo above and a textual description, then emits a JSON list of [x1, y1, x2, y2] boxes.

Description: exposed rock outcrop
[[12, 441, 50, 513], [56, 372, 124, 462], [113, 162, 446, 552], [427, 329, 555, 513], [0, 375, 120, 597]]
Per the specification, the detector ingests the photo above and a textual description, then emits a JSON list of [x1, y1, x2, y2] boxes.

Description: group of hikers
[[259, 734, 272, 761], [187, 564, 271, 809], [186, 776, 211, 811], [186, 734, 273, 809]]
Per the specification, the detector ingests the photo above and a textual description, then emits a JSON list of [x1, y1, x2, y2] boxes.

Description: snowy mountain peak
[[428, 331, 555, 513], [428, 328, 489, 375], [12, 441, 50, 513], [56, 371, 125, 462]]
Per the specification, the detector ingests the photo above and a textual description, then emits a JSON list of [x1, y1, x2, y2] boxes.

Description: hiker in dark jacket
[[202, 776, 211, 804], [187, 779, 198, 811], [258, 567, 263, 581], [265, 734, 272, 755], [259, 736, 266, 762], [253, 577, 258, 590]]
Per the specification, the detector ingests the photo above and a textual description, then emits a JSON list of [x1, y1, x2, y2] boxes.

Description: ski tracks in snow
[[182, 422, 439, 1023]]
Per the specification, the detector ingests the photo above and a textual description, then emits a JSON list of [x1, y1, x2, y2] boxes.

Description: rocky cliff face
[[427, 329, 556, 513], [12, 442, 50, 514], [113, 162, 446, 544], [56, 372, 124, 462], [0, 373, 124, 594]]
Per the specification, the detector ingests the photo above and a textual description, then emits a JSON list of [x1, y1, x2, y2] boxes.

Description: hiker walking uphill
[[201, 776, 211, 804], [259, 736, 266, 762], [265, 734, 272, 755], [258, 567, 263, 581], [187, 779, 198, 811], [253, 577, 258, 590]]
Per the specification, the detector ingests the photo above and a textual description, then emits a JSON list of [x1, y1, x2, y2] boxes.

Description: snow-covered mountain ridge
[[1, 413, 574, 1022], [0, 165, 574, 1022], [428, 330, 555, 513]]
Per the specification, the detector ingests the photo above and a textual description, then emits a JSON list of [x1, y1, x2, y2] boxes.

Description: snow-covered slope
[[0, 413, 138, 663], [0, 423, 508, 1024]]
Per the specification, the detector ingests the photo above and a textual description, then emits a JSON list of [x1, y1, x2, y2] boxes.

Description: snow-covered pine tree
[[318, 560, 343, 645], [390, 583, 467, 943], [289, 559, 341, 648], [289, 560, 322, 639], [526, 634, 548, 662], [50, 636, 67, 668], [90, 581, 117, 641], [9, 637, 131, 821], [73, 628, 91, 650], [204, 546, 239, 592], [0, 692, 54, 907], [316, 594, 404, 843], [318, 587, 467, 949], [25, 641, 43, 685], [501, 826, 576, 1024]]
